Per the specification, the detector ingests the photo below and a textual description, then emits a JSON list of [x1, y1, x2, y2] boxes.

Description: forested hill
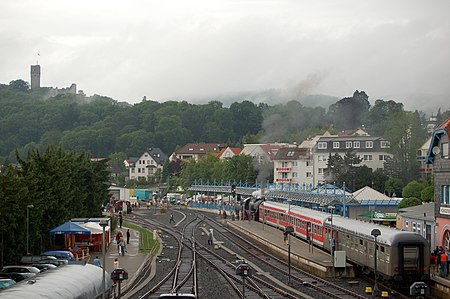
[[1, 80, 449, 165]]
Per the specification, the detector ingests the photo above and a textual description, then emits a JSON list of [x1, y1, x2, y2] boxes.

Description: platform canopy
[[49, 221, 91, 235]]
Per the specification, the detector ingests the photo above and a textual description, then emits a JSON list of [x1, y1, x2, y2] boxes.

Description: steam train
[[246, 199, 429, 288]]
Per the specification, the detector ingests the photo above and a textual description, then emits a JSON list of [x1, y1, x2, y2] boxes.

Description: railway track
[[202, 214, 374, 299]]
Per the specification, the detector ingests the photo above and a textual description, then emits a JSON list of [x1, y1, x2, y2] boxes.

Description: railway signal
[[236, 263, 252, 298], [111, 268, 128, 298], [231, 184, 236, 196]]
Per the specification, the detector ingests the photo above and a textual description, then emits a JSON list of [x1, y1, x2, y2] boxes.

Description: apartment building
[[128, 148, 167, 180], [273, 147, 313, 185], [313, 135, 392, 185]]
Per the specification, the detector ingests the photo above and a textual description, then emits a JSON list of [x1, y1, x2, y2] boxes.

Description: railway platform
[[90, 226, 153, 297], [225, 218, 354, 278]]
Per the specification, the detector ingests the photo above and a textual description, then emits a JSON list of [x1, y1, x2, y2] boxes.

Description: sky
[[1, 0, 449, 110]]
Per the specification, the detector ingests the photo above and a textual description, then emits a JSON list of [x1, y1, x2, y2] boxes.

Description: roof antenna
[[36, 53, 40, 65]]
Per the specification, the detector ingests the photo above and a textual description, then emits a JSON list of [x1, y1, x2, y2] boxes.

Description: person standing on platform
[[440, 250, 448, 277], [126, 229, 131, 244], [114, 257, 119, 269], [170, 213, 175, 223], [119, 237, 126, 256], [119, 211, 123, 228], [93, 256, 102, 267]]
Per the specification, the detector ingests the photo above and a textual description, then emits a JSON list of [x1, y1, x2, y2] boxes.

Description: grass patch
[[123, 221, 159, 254]]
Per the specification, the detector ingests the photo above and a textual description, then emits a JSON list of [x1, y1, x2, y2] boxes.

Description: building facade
[[313, 135, 392, 186], [128, 148, 167, 180], [426, 117, 450, 250], [273, 147, 313, 185]]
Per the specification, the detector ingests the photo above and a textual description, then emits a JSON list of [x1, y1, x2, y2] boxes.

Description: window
[[381, 140, 390, 148], [281, 162, 288, 167], [443, 185, 450, 205], [318, 168, 324, 174], [333, 142, 340, 149], [292, 161, 298, 166], [306, 161, 311, 167], [363, 155, 373, 161], [405, 221, 409, 230], [318, 155, 327, 162], [131, 168, 135, 173], [379, 155, 384, 161], [443, 143, 449, 158], [306, 172, 312, 177], [353, 141, 360, 148], [412, 222, 416, 233], [318, 142, 327, 149], [346, 141, 352, 148], [292, 172, 298, 178], [365, 141, 373, 148]]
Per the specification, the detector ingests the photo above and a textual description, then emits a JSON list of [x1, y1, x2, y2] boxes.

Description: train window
[[403, 246, 420, 273], [380, 246, 385, 253]]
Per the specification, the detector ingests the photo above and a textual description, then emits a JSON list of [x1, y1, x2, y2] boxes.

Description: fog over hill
[[185, 89, 448, 116]]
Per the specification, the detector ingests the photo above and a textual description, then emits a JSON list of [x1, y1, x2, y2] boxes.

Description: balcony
[[276, 167, 291, 172], [275, 178, 292, 183]]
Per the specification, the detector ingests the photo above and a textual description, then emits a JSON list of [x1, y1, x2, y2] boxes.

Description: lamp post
[[26, 205, 34, 254], [327, 206, 335, 262], [99, 219, 109, 299], [371, 228, 381, 297]]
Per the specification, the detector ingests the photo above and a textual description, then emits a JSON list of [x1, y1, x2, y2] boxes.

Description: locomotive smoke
[[259, 73, 325, 143]]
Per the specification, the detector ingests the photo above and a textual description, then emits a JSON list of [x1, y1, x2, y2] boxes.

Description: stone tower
[[30, 65, 41, 89]]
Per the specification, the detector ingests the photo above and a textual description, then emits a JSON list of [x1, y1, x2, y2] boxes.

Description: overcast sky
[[1, 0, 449, 110]]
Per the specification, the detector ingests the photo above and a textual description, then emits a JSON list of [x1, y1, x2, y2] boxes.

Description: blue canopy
[[49, 221, 91, 235]]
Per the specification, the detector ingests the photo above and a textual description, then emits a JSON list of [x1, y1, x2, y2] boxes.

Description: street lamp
[[326, 206, 335, 262], [371, 228, 381, 297], [99, 218, 109, 299], [26, 205, 34, 254]]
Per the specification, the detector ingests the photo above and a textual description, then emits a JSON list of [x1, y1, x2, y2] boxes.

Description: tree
[[421, 186, 434, 202], [327, 90, 370, 130], [384, 178, 403, 197], [9, 79, 30, 92], [402, 181, 425, 199], [398, 197, 422, 209], [363, 100, 404, 136], [384, 111, 427, 183]]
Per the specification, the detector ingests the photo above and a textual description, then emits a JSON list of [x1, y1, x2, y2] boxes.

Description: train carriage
[[0, 263, 114, 298], [258, 200, 429, 289]]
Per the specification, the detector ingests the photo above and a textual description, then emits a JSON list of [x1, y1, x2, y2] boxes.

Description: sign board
[[440, 207, 450, 216]]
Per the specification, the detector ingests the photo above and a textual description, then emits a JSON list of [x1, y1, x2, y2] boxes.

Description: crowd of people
[[431, 246, 450, 277]]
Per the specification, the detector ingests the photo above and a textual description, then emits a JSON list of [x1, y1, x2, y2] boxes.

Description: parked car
[[20, 255, 57, 264], [20, 255, 67, 267], [31, 263, 58, 272], [0, 278, 16, 289], [0, 272, 30, 282], [41, 250, 75, 260], [1, 266, 41, 280]]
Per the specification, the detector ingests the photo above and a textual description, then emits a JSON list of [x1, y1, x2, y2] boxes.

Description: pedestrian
[[114, 257, 119, 269], [119, 237, 126, 256], [126, 229, 131, 244], [283, 228, 288, 245], [170, 213, 175, 223], [430, 252, 436, 276], [440, 250, 448, 277], [208, 229, 213, 245], [93, 256, 102, 267]]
